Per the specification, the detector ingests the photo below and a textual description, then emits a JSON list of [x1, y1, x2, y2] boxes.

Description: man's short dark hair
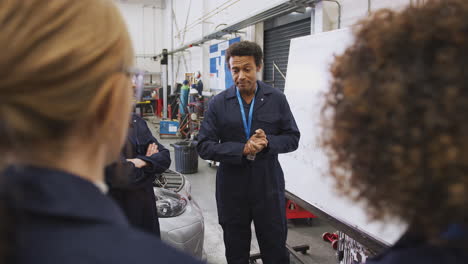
[[225, 41, 263, 68]]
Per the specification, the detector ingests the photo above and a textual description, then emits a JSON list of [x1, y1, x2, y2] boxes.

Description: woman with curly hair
[[323, 0, 468, 263]]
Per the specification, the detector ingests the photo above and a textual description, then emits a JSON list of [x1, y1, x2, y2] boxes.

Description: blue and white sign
[[209, 37, 241, 90]]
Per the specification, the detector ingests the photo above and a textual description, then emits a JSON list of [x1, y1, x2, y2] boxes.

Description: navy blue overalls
[[367, 227, 468, 264], [197, 81, 300, 264], [2, 165, 202, 264], [106, 113, 171, 236]]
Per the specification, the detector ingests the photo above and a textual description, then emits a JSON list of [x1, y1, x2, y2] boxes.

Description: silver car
[[154, 170, 204, 258]]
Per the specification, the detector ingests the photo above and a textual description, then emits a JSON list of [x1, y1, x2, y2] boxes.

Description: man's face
[[229, 56, 261, 93]]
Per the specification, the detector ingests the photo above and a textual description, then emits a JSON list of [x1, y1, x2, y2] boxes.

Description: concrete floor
[[146, 117, 337, 264]]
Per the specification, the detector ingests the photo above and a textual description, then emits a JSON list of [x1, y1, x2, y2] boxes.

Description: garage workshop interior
[[1, 0, 467, 264]]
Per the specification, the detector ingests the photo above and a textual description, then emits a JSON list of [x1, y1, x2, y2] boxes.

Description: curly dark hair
[[225, 41, 263, 68], [323, 0, 468, 242]]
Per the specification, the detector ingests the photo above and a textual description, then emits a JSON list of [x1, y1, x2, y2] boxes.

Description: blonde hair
[[0, 0, 134, 260], [0, 0, 134, 157]]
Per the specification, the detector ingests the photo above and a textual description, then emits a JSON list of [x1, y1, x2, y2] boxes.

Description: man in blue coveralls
[[197, 41, 300, 264]]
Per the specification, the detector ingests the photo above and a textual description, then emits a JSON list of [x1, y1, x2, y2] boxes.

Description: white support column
[[255, 22, 264, 81], [170, 0, 175, 95], [162, 64, 168, 119], [313, 1, 324, 34], [202, 0, 210, 91]]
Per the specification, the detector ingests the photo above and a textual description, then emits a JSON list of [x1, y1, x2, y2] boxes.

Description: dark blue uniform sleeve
[[105, 156, 141, 189], [136, 118, 171, 175], [197, 97, 245, 164], [264, 94, 300, 155], [106, 117, 171, 189]]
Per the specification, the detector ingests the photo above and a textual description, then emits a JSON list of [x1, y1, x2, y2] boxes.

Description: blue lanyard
[[236, 87, 256, 140]]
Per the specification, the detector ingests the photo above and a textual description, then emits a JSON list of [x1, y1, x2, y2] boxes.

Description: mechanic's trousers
[[220, 193, 289, 264]]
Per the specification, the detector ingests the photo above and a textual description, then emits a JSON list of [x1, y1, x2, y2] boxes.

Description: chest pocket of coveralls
[[256, 113, 281, 135]]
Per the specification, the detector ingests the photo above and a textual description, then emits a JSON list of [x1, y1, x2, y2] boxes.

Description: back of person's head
[[0, 0, 134, 260], [225, 41, 263, 68], [323, 0, 468, 246], [183, 80, 189, 85], [0, 0, 133, 164]]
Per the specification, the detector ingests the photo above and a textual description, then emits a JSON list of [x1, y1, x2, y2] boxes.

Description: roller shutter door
[[263, 18, 311, 92]]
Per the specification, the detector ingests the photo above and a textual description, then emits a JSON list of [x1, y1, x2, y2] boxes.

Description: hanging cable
[[175, 0, 240, 39], [175, 0, 234, 37], [181, 0, 241, 38], [180, 0, 192, 46], [172, 6, 181, 38], [215, 23, 228, 31]]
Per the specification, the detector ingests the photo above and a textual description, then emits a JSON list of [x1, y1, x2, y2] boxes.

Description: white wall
[[116, 2, 164, 73], [322, 0, 412, 30], [116, 0, 415, 90]]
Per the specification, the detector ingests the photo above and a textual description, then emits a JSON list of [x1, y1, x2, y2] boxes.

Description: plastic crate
[[160, 120, 179, 135]]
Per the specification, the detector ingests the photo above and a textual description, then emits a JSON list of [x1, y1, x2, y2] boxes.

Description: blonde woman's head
[[0, 0, 134, 166]]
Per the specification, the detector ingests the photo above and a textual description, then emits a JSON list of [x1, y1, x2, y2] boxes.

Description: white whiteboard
[[280, 28, 406, 245]]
